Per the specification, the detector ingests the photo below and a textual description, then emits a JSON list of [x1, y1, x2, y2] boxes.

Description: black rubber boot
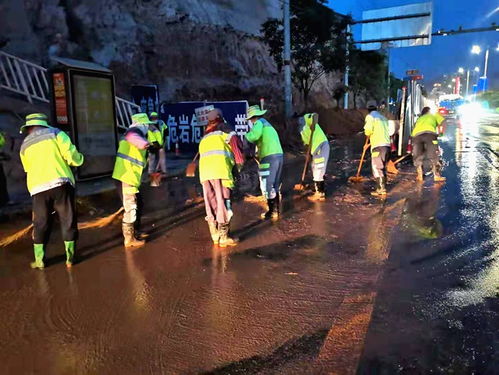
[[261, 198, 277, 220], [371, 178, 387, 196]]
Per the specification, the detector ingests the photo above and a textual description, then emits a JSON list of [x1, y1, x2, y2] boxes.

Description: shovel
[[348, 137, 370, 183], [294, 113, 318, 191], [386, 154, 411, 175], [185, 152, 199, 177]]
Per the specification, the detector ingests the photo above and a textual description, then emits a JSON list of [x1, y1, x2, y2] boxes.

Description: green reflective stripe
[[259, 163, 270, 169], [314, 157, 325, 163], [200, 150, 233, 158], [432, 140, 439, 144], [30, 178, 71, 196], [372, 151, 380, 157], [117, 152, 145, 167], [20, 129, 59, 154]]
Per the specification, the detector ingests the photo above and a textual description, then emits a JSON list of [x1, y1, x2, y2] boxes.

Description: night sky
[[328, 0, 499, 89]]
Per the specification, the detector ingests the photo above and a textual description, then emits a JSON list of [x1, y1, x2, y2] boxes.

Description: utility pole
[[283, 0, 292, 117], [483, 48, 490, 78], [344, 24, 351, 110], [466, 69, 470, 97], [386, 47, 391, 107]]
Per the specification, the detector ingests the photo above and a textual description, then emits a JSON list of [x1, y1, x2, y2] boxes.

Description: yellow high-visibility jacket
[[300, 113, 328, 154], [412, 113, 445, 137], [20, 127, 84, 196], [112, 130, 148, 192], [364, 111, 391, 151], [199, 130, 235, 188]]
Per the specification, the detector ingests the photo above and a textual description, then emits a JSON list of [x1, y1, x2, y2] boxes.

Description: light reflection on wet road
[[359, 114, 499, 373], [0, 114, 497, 374]]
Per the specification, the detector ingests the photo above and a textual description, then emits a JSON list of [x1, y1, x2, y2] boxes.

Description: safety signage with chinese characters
[[159, 101, 249, 153], [52, 73, 68, 125]]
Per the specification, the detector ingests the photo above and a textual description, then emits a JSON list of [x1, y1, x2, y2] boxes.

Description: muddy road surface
[[0, 114, 498, 374]]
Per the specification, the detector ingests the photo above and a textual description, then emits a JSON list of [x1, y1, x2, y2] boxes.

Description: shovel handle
[[355, 138, 370, 178], [300, 115, 317, 184]]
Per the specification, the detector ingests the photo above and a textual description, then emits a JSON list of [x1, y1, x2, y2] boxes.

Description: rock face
[[1, 0, 287, 106]]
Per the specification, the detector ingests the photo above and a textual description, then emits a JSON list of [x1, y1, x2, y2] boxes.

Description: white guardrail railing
[[0, 50, 139, 129]]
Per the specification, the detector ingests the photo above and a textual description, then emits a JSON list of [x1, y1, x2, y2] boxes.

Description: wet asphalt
[[0, 114, 498, 374]]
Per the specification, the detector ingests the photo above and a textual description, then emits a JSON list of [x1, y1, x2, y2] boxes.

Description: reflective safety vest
[[147, 124, 163, 146], [20, 127, 84, 196], [0, 133, 5, 149], [157, 120, 168, 145], [300, 113, 328, 154], [245, 118, 283, 160], [199, 131, 235, 188], [411, 113, 445, 137], [364, 111, 390, 151], [112, 134, 147, 189]]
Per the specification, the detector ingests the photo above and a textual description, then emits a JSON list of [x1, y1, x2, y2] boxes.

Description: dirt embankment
[[317, 108, 368, 136]]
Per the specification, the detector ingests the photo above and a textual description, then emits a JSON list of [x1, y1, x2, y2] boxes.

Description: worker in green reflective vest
[[245, 105, 284, 220], [19, 113, 84, 269], [112, 113, 158, 248]]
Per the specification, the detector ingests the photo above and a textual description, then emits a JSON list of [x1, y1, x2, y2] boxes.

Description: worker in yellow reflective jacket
[[364, 101, 391, 196], [112, 113, 158, 248], [199, 108, 244, 247], [149, 112, 168, 176], [411, 107, 446, 182], [19, 113, 84, 269], [299, 113, 330, 201]]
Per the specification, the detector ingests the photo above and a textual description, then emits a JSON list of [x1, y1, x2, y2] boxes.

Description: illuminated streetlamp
[[474, 66, 480, 73], [471, 45, 482, 55], [458, 67, 465, 74]]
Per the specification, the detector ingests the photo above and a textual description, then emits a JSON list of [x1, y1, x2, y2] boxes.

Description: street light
[[474, 66, 480, 73], [471, 45, 482, 54], [458, 67, 465, 74]]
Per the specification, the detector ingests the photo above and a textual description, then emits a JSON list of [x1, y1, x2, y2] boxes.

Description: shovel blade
[[185, 162, 197, 177]]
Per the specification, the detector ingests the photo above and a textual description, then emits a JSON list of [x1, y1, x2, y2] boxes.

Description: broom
[[348, 137, 371, 183], [185, 152, 199, 178], [0, 207, 124, 248], [294, 113, 318, 191]]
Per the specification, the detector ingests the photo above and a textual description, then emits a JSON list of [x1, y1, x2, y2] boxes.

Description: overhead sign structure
[[359, 2, 433, 51]]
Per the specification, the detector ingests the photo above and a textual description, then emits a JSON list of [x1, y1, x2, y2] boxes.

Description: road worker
[[245, 105, 284, 220], [19, 113, 84, 269], [112, 113, 157, 248], [149, 112, 168, 176], [364, 101, 391, 196], [299, 113, 330, 201], [199, 108, 244, 247], [411, 107, 446, 182]]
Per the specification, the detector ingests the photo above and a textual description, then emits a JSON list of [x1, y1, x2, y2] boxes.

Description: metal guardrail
[[0, 50, 139, 128]]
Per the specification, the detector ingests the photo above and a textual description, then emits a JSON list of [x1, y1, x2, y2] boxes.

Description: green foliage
[[477, 90, 499, 109], [261, 0, 351, 108], [348, 49, 387, 107]]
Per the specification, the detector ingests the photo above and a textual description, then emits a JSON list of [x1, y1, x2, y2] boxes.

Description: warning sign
[[52, 73, 68, 125]]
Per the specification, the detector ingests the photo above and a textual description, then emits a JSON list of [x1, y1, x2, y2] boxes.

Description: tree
[[261, 0, 350, 109], [348, 48, 387, 108]]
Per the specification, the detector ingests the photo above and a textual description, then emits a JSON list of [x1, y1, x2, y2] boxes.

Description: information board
[[72, 73, 117, 179]]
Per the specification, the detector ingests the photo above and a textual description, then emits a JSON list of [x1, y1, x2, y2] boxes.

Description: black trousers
[[412, 133, 440, 168], [32, 184, 78, 244], [0, 163, 8, 207]]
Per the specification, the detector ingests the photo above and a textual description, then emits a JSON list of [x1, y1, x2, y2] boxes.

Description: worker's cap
[[207, 108, 223, 123], [303, 113, 318, 126], [20, 113, 50, 133], [149, 112, 159, 118], [130, 113, 154, 126], [246, 105, 267, 120], [366, 100, 378, 110]]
